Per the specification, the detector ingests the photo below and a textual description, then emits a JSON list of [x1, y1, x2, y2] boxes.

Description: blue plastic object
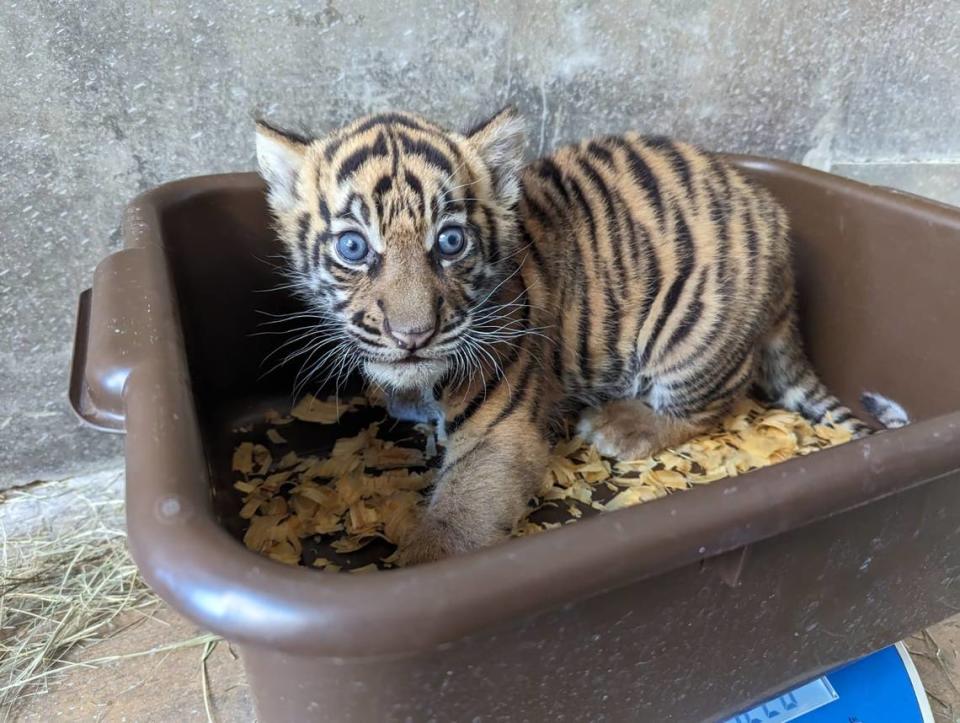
[[723, 643, 933, 723]]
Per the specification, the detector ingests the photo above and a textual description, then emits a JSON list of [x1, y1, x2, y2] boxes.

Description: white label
[[722, 676, 839, 723]]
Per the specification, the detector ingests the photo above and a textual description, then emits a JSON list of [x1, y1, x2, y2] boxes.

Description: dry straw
[[0, 484, 215, 719]]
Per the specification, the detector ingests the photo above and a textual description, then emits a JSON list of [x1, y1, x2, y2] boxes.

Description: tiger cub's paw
[[398, 510, 510, 566], [396, 515, 466, 566], [576, 406, 657, 461]]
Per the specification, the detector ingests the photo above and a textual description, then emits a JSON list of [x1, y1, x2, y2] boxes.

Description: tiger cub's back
[[518, 135, 792, 412]]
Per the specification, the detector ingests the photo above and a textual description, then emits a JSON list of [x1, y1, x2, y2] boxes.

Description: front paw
[[396, 513, 509, 566], [577, 407, 655, 460], [396, 516, 459, 566]]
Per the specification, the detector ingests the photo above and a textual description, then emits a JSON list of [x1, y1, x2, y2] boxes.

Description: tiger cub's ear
[[255, 120, 311, 215], [466, 106, 526, 207]]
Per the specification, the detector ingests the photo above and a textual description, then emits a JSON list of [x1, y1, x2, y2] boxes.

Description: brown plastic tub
[[70, 157, 960, 722]]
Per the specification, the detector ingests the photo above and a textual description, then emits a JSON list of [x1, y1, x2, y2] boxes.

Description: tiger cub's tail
[[757, 314, 909, 437]]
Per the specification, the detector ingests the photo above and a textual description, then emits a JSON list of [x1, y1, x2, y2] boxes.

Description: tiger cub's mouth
[[363, 356, 450, 392], [390, 354, 427, 364]]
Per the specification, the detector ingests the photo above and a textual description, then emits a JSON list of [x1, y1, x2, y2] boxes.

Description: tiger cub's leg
[[399, 415, 549, 565], [577, 400, 714, 460], [578, 351, 760, 460]]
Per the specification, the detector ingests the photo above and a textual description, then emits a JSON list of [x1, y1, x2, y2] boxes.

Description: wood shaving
[[233, 395, 853, 572], [266, 428, 287, 445], [290, 394, 348, 424]]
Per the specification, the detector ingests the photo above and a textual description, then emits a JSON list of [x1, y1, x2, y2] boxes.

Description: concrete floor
[[15, 607, 254, 722], [908, 622, 960, 723]]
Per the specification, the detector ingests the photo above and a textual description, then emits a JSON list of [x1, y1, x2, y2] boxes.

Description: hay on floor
[[0, 478, 214, 717]]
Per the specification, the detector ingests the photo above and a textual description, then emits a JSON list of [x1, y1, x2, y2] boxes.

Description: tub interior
[[154, 165, 960, 549]]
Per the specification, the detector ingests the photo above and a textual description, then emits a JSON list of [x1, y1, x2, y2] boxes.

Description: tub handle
[[68, 247, 168, 432], [68, 287, 122, 431]]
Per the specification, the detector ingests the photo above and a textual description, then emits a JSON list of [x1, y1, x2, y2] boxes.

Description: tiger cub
[[255, 107, 906, 564]]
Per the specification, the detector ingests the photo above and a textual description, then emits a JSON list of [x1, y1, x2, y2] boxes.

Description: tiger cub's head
[[255, 108, 526, 392]]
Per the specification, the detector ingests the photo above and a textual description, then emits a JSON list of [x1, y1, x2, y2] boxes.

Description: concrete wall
[[2, 0, 958, 489]]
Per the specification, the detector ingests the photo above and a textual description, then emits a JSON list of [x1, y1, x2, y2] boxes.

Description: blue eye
[[437, 226, 466, 257], [336, 231, 368, 263]]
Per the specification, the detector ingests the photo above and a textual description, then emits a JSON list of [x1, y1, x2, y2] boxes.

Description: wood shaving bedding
[[232, 393, 852, 570]]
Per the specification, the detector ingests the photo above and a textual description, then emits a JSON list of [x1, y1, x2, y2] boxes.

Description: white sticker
[[722, 676, 838, 723]]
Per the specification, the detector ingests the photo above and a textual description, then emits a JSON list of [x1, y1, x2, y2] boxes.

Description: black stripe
[[387, 128, 400, 178], [318, 198, 330, 224], [323, 135, 344, 162], [354, 321, 380, 337], [258, 119, 310, 146], [616, 139, 666, 229], [681, 350, 753, 409], [447, 362, 506, 435], [528, 366, 545, 427], [349, 310, 380, 337], [706, 160, 731, 291], [640, 206, 695, 366], [663, 266, 707, 354], [636, 227, 661, 337], [397, 133, 454, 176], [576, 158, 627, 383], [744, 200, 760, 287], [518, 225, 546, 276], [324, 114, 428, 163], [312, 232, 329, 270], [621, 193, 643, 267], [440, 313, 464, 334], [391, 120, 464, 169], [354, 112, 425, 135], [296, 213, 310, 264], [831, 410, 853, 425], [577, 157, 625, 274], [334, 191, 360, 220], [466, 108, 507, 137], [443, 439, 490, 475], [367, 255, 382, 280], [653, 163, 736, 376], [535, 159, 572, 205], [799, 401, 825, 423], [609, 175, 659, 348], [645, 137, 693, 194], [525, 229, 545, 269], [586, 140, 615, 166], [404, 170, 425, 217], [323, 254, 362, 283], [444, 199, 468, 217], [480, 204, 501, 265], [339, 192, 370, 225], [566, 177, 596, 386], [602, 285, 624, 383], [551, 333, 564, 379], [335, 133, 389, 183], [523, 193, 554, 228], [490, 356, 535, 428], [372, 175, 392, 221], [447, 299, 528, 433]]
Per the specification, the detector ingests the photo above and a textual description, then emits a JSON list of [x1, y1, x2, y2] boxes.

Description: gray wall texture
[[2, 0, 959, 489]]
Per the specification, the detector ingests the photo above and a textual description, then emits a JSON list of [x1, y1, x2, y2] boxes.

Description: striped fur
[[255, 108, 907, 564]]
